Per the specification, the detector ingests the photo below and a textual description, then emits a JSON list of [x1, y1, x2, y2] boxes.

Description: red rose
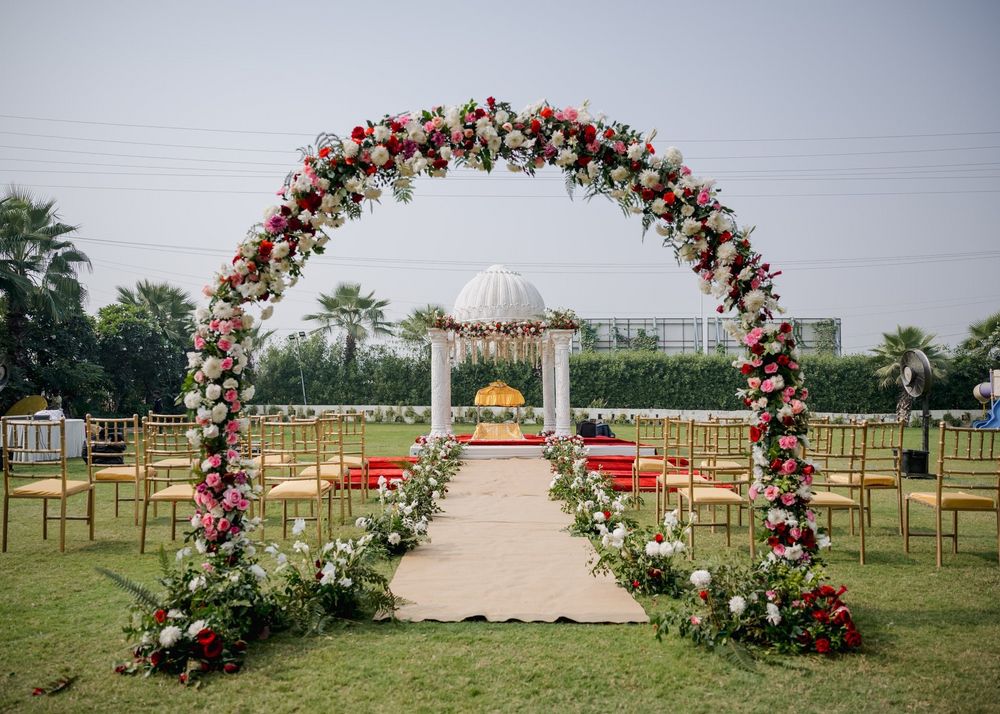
[[540, 107, 553, 119], [154, 609, 166, 624], [802, 464, 814, 476], [530, 119, 541, 134], [149, 650, 163, 668], [631, 579, 640, 589], [197, 628, 224, 660], [750, 426, 762, 443], [318, 146, 331, 158], [740, 363, 753, 375], [780, 322, 792, 333], [699, 590, 708, 601], [815, 638, 831, 654], [663, 191, 676, 205], [351, 126, 366, 141], [178, 673, 188, 684], [819, 584, 836, 598], [257, 240, 273, 260], [583, 125, 597, 143], [486, 96, 496, 107], [223, 662, 240, 674], [654, 532, 664, 543], [602, 510, 611, 521], [32, 688, 44, 696], [845, 630, 862, 648], [603, 128, 615, 139]]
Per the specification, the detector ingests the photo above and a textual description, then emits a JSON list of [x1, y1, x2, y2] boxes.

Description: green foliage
[[813, 319, 839, 355], [579, 321, 599, 352], [115, 279, 196, 344], [303, 282, 393, 364], [95, 303, 186, 414]]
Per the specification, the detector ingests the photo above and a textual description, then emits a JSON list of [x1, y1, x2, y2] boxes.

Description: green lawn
[[1, 425, 998, 713]]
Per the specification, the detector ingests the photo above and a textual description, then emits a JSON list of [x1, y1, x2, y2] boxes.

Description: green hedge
[[254, 340, 993, 412]]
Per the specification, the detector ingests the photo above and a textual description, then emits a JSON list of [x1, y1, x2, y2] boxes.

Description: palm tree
[[397, 304, 446, 345], [303, 282, 393, 364], [872, 326, 950, 422], [116, 279, 196, 343], [961, 311, 1000, 357], [0, 187, 91, 378]]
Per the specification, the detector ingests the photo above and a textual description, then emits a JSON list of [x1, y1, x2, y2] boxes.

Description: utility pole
[[289, 331, 308, 406]]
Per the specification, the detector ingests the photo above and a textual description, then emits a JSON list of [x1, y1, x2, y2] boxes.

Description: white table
[[5, 419, 86, 462]]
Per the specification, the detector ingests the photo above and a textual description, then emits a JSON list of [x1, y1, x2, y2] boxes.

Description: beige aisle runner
[[388, 458, 648, 623]]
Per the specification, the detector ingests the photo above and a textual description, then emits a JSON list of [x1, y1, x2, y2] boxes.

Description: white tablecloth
[[5, 419, 86, 462]]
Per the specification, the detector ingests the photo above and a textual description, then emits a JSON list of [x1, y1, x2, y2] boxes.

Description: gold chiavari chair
[[2, 417, 94, 552], [828, 420, 905, 534], [85, 414, 152, 526], [633, 415, 665, 504], [806, 421, 866, 564], [698, 420, 751, 525], [324, 412, 368, 504], [140, 418, 197, 553], [675, 420, 752, 558], [655, 418, 711, 522], [260, 419, 332, 542], [905, 423, 999, 567]]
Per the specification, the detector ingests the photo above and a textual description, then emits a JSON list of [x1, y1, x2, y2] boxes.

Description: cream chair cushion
[[828, 472, 896, 487], [811, 491, 858, 508], [11, 478, 91, 498], [94, 465, 156, 482], [658, 472, 710, 487], [324, 455, 365, 468], [265, 479, 332, 499], [678, 486, 744, 505], [148, 484, 195, 502], [909, 491, 995, 511]]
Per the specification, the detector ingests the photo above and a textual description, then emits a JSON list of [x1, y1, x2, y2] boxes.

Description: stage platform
[[407, 434, 654, 460]]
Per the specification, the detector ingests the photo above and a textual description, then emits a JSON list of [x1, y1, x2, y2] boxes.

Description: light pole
[[289, 331, 308, 406]]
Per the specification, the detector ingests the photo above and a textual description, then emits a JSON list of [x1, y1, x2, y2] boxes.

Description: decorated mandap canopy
[[427, 264, 578, 437], [474, 381, 525, 407]]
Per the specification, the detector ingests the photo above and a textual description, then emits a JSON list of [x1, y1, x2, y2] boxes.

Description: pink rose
[[205, 472, 222, 488], [217, 518, 230, 532], [748, 486, 759, 500], [690, 616, 701, 626], [207, 454, 222, 468], [224, 389, 238, 403], [217, 338, 232, 352], [799, 387, 808, 399], [743, 327, 764, 347], [747, 377, 762, 390], [225, 432, 240, 445], [218, 321, 233, 335], [782, 459, 798, 474], [791, 399, 806, 415], [781, 492, 797, 506], [764, 485, 780, 501], [194, 371, 205, 383], [759, 412, 772, 423], [614, 140, 626, 154], [201, 514, 214, 528], [562, 106, 578, 122], [761, 379, 775, 393], [764, 363, 779, 374], [220, 357, 234, 371], [697, 189, 710, 205], [789, 527, 802, 540], [194, 336, 206, 350], [778, 435, 798, 450], [772, 543, 785, 557], [783, 386, 796, 399], [237, 499, 250, 511]]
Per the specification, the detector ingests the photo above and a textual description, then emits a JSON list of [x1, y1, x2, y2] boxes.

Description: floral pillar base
[[428, 328, 452, 436], [550, 330, 573, 437]]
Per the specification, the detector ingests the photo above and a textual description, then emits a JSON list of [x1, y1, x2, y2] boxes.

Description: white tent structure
[[427, 264, 575, 438]]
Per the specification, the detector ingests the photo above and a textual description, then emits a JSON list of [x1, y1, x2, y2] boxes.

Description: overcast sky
[[2, 0, 998, 354]]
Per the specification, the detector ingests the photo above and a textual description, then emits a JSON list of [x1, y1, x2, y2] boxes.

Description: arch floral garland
[[181, 97, 819, 579]]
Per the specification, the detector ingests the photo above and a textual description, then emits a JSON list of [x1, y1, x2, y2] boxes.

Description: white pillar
[[428, 329, 452, 436], [541, 337, 556, 433], [550, 330, 574, 437]]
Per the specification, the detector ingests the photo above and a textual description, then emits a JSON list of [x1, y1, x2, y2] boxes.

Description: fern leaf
[[95, 567, 160, 610]]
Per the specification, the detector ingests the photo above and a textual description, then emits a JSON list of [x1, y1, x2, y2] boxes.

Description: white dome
[[452, 264, 546, 322]]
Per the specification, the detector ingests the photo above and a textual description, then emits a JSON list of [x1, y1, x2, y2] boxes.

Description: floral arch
[[183, 97, 818, 582]]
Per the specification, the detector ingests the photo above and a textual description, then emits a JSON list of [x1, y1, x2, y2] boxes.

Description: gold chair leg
[[170, 502, 177, 541], [134, 481, 140, 526], [140, 495, 150, 554], [858, 505, 866, 566], [282, 501, 288, 539], [953, 511, 958, 554], [42, 499, 48, 540], [3, 491, 8, 553], [935, 506, 943, 568], [748, 501, 756, 560], [114, 483, 119, 518], [896, 486, 904, 536], [903, 498, 910, 553], [316, 496, 323, 545], [725, 505, 731, 547], [89, 489, 95, 541], [59, 496, 67, 553]]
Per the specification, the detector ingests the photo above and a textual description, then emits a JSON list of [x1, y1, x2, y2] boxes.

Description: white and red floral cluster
[[184, 96, 817, 571]]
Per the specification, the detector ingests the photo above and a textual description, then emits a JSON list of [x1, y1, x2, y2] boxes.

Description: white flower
[[188, 576, 205, 592], [159, 625, 182, 648], [644, 541, 660, 557], [627, 143, 646, 160], [250, 564, 267, 580], [610, 166, 630, 183], [659, 541, 675, 557], [372, 125, 391, 142], [355, 517, 368, 528], [592, 511, 606, 523], [370, 145, 390, 167], [664, 146, 683, 166], [639, 169, 660, 188], [664, 510, 679, 528], [504, 129, 525, 149], [342, 140, 359, 158], [292, 540, 309, 554], [201, 356, 222, 379], [187, 619, 206, 637], [551, 130, 564, 147], [743, 289, 767, 314], [210, 402, 228, 423], [387, 532, 402, 546], [555, 149, 578, 167], [183, 391, 201, 409], [338, 577, 353, 588], [681, 218, 702, 236], [205, 383, 222, 401], [167, 608, 183, 619], [766, 602, 782, 625], [292, 518, 306, 536], [690, 569, 712, 588], [729, 595, 747, 616]]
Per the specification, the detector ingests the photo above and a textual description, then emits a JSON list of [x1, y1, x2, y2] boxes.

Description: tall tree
[[397, 303, 445, 345], [303, 282, 393, 364], [116, 279, 196, 344], [0, 188, 91, 382], [872, 326, 950, 422], [960, 311, 1000, 360]]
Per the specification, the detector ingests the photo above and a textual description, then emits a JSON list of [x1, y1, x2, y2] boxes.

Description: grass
[[1, 425, 999, 713]]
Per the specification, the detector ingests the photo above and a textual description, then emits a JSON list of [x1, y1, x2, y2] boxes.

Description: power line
[[2, 112, 998, 143], [0, 144, 291, 166], [14, 183, 1000, 198], [0, 130, 294, 154]]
